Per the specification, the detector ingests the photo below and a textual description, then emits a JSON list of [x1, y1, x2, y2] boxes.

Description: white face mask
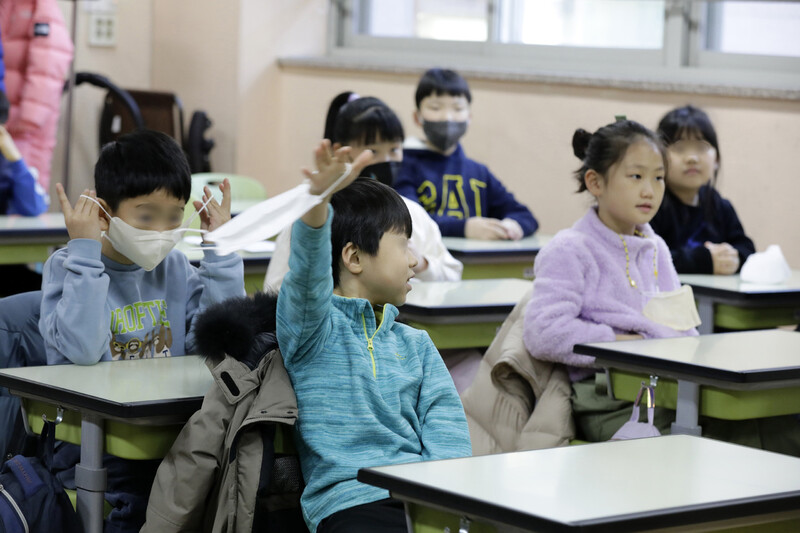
[[205, 163, 352, 256], [81, 195, 211, 271], [642, 284, 702, 331]]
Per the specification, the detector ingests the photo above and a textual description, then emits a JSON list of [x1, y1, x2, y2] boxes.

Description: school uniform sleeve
[[482, 166, 538, 236], [276, 208, 334, 367], [523, 237, 614, 368], [3, 157, 48, 216], [414, 333, 471, 461], [405, 200, 463, 282], [716, 197, 755, 271], [183, 247, 245, 352], [39, 239, 113, 365]]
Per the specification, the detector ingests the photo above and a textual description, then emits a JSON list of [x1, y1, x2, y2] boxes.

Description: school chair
[[0, 290, 45, 460], [183, 172, 268, 228]]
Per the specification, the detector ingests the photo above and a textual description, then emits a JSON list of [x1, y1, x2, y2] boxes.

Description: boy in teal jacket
[[277, 142, 471, 532]]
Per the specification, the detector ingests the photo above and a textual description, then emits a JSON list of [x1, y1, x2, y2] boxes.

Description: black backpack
[[0, 421, 81, 533]]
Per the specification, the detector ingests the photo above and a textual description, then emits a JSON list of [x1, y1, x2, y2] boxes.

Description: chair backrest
[[1, 290, 45, 460], [99, 89, 185, 148], [0, 291, 45, 370]]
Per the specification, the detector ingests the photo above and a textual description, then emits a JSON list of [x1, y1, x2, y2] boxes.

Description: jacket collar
[[331, 294, 399, 335], [576, 207, 657, 255]]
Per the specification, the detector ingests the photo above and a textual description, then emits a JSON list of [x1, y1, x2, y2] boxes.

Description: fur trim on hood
[[193, 291, 278, 366]]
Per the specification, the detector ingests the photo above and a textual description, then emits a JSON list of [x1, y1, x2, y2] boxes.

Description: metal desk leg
[[697, 298, 714, 335], [404, 502, 414, 533], [76, 413, 107, 533], [670, 380, 702, 436]]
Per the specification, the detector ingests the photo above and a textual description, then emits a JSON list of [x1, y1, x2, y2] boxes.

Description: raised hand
[[194, 178, 232, 237], [57, 183, 106, 242], [303, 139, 374, 197]]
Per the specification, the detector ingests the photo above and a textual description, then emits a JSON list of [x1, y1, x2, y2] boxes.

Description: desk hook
[[459, 516, 471, 533], [42, 406, 64, 425]]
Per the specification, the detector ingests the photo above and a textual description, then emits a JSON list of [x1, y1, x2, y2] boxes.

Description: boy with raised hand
[[41, 129, 245, 366], [395, 67, 538, 240], [277, 141, 471, 533]]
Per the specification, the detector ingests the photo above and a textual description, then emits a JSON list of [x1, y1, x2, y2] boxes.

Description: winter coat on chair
[[141, 292, 300, 533], [460, 288, 575, 455], [0, 0, 74, 190]]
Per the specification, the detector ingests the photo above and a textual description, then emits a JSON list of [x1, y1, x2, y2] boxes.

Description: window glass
[[499, 0, 664, 49], [704, 1, 800, 57], [355, 0, 489, 42]]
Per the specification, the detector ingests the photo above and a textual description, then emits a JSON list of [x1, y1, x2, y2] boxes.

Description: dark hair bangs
[[333, 97, 405, 147], [657, 105, 719, 153], [415, 68, 472, 107], [95, 130, 191, 210]]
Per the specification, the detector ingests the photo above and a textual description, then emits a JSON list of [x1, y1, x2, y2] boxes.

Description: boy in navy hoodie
[[394, 68, 538, 240]]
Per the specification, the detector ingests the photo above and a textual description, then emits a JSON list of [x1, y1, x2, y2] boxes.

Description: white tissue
[[739, 245, 792, 285]]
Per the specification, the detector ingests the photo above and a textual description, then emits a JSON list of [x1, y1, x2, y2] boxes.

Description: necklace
[[618, 230, 658, 289]]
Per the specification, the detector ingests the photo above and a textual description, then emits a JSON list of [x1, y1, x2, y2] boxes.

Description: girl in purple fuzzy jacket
[[524, 120, 800, 456], [523, 119, 698, 442]]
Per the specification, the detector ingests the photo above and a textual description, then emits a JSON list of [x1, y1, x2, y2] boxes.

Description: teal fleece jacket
[[276, 208, 471, 532]]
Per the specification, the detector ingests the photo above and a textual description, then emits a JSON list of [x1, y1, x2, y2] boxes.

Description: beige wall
[[56, 0, 800, 266]]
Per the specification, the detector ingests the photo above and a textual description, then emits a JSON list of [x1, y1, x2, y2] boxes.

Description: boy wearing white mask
[[40, 129, 245, 366], [395, 68, 538, 240]]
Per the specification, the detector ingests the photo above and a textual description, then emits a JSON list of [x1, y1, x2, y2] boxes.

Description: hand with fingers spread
[[301, 140, 374, 228], [195, 178, 232, 241], [464, 216, 510, 240], [705, 241, 740, 275], [56, 183, 106, 242]]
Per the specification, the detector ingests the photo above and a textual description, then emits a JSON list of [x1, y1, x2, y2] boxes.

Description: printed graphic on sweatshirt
[[418, 175, 485, 219], [108, 299, 173, 360]]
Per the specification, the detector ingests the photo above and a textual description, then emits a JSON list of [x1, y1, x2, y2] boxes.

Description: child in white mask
[[38, 129, 246, 532]]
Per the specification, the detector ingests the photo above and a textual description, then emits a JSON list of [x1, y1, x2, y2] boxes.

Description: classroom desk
[[176, 238, 272, 294], [680, 271, 800, 334], [358, 435, 800, 533], [0, 213, 68, 264], [0, 356, 212, 533], [398, 278, 530, 349], [574, 330, 800, 436], [441, 234, 551, 280]]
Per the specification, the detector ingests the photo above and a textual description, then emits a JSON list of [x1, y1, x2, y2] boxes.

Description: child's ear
[[412, 110, 423, 128], [340, 242, 363, 275], [97, 198, 112, 231], [584, 169, 605, 197]]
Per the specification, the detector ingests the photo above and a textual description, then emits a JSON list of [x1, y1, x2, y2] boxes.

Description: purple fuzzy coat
[[524, 208, 698, 381]]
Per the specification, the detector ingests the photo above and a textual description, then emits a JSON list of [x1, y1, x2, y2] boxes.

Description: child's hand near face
[[705, 241, 740, 275], [465, 216, 509, 240], [57, 184, 106, 242], [195, 178, 232, 239]]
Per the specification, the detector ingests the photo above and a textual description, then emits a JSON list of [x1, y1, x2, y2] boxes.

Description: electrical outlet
[[89, 13, 117, 47]]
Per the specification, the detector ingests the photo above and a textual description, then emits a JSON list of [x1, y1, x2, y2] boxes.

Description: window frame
[[326, 0, 800, 93]]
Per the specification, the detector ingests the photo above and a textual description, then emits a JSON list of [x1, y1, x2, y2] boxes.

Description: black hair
[[657, 105, 721, 180], [94, 129, 191, 211], [329, 95, 404, 147], [572, 119, 667, 193], [329, 177, 412, 287], [415, 68, 472, 108], [657, 105, 721, 220]]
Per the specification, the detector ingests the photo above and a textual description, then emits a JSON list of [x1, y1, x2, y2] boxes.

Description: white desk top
[[575, 330, 800, 386], [441, 234, 551, 255], [0, 356, 212, 419], [680, 271, 800, 296], [403, 278, 531, 310], [359, 435, 800, 531], [0, 213, 68, 244]]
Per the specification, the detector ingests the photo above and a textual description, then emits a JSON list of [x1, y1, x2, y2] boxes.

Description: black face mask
[[360, 161, 402, 187], [422, 120, 467, 153]]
